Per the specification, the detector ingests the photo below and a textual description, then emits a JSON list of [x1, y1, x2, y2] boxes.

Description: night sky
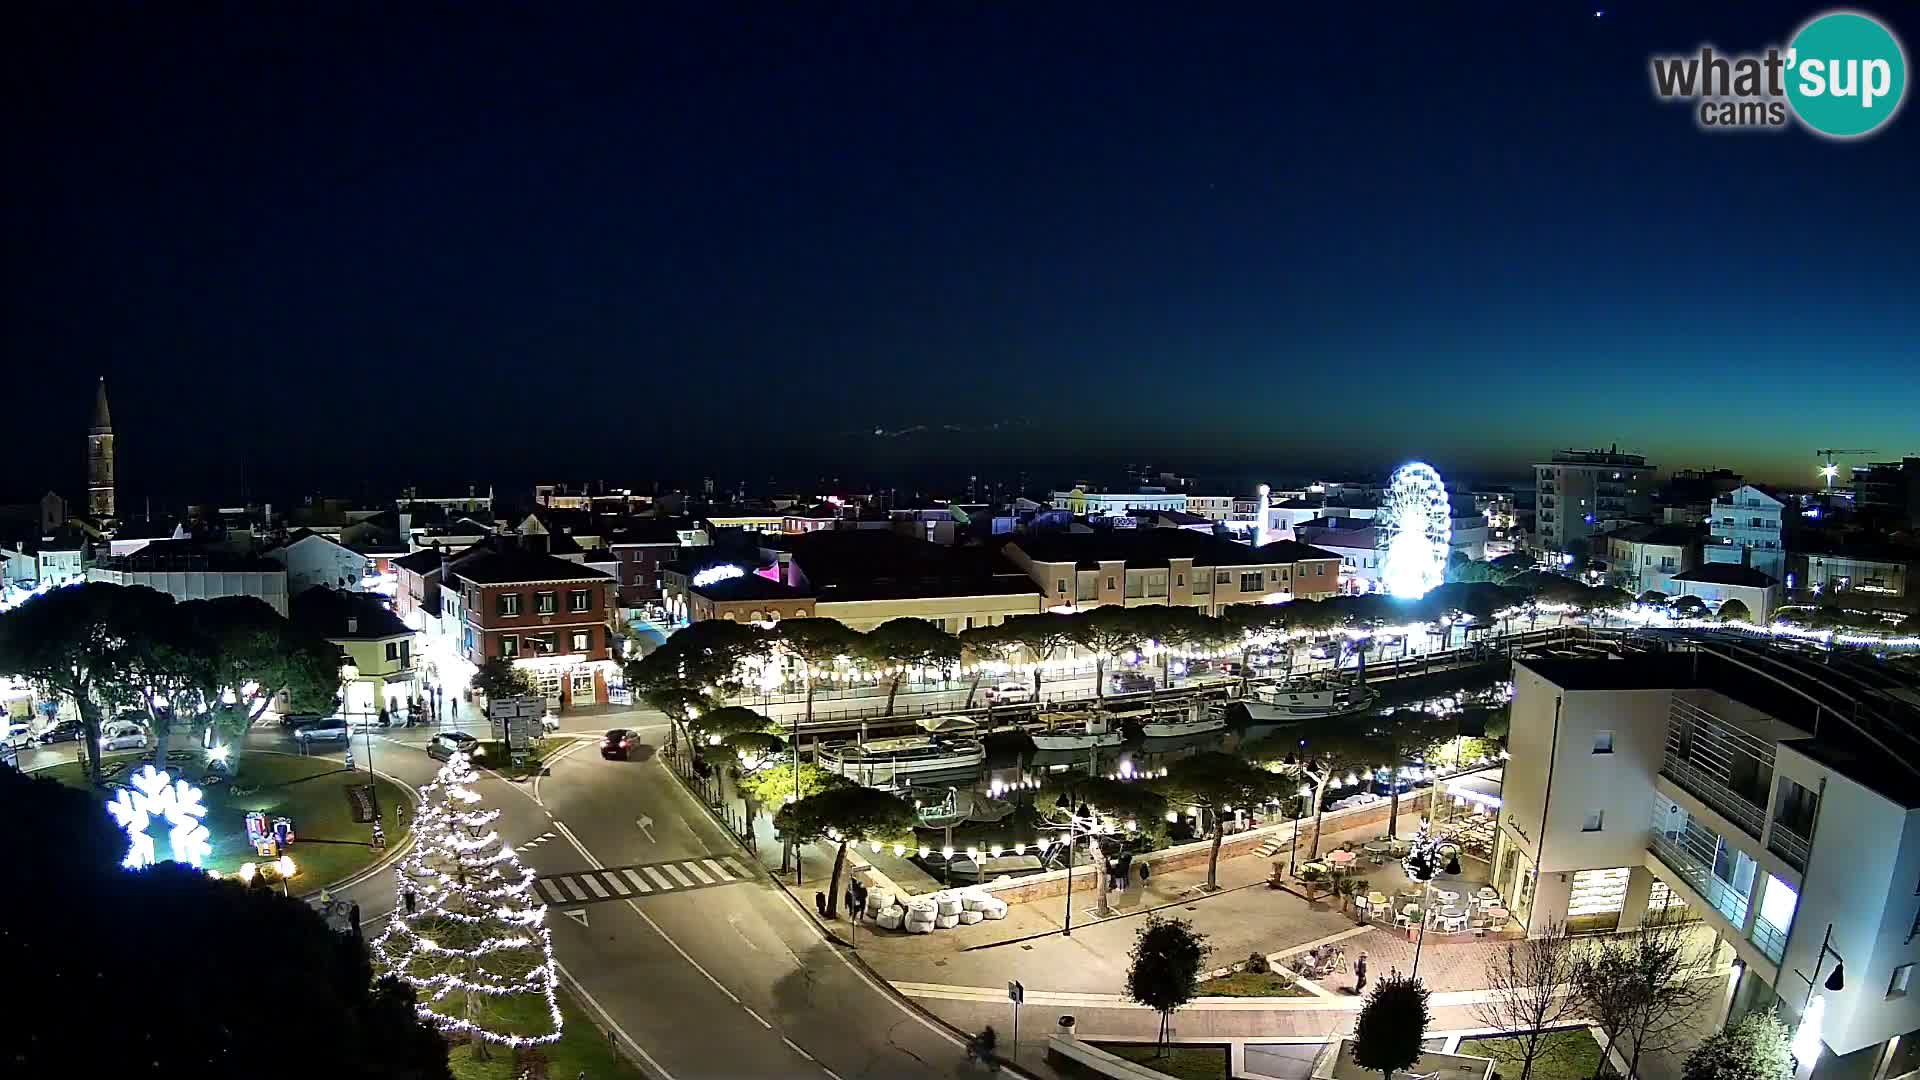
[[4, 3, 1915, 505]]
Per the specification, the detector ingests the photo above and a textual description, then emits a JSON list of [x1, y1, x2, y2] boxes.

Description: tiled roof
[[1671, 563, 1778, 588], [454, 549, 611, 585]]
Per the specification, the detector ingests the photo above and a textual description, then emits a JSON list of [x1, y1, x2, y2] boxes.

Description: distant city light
[[691, 564, 745, 588]]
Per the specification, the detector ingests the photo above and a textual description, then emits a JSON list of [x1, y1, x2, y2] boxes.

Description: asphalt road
[[307, 716, 970, 1080]]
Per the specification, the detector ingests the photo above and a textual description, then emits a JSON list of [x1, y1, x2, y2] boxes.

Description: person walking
[[1353, 952, 1369, 995]]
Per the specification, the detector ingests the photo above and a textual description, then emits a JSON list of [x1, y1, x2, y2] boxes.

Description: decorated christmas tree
[[371, 751, 561, 1058]]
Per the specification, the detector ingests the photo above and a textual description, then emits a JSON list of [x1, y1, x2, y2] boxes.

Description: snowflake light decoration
[[1378, 462, 1452, 600], [105, 764, 212, 870]]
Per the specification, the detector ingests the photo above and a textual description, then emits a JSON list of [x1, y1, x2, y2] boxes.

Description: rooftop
[[692, 572, 810, 603], [1007, 529, 1298, 570], [1599, 523, 1702, 548], [1671, 563, 1779, 588], [289, 586, 411, 640], [1248, 539, 1345, 563], [453, 548, 611, 586]]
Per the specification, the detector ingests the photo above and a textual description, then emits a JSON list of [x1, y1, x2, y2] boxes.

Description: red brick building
[[602, 521, 685, 610], [454, 542, 617, 708]]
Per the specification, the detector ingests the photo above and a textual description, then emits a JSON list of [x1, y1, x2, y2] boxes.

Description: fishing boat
[[1239, 674, 1378, 722], [1029, 712, 1125, 751], [1139, 703, 1228, 740], [817, 734, 985, 787]]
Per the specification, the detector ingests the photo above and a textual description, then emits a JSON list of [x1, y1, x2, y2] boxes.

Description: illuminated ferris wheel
[[1379, 462, 1452, 599]]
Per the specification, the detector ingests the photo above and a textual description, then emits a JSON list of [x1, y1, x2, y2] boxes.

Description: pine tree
[[372, 751, 561, 1059]]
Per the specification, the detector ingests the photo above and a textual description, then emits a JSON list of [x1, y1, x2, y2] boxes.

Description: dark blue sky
[[4, 2, 1915, 503]]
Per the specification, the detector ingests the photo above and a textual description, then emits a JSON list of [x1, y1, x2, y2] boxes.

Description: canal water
[[861, 666, 1513, 888]]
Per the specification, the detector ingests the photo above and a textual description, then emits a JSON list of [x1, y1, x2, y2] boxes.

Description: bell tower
[[87, 376, 116, 519]]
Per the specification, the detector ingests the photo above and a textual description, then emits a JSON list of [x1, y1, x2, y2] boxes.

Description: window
[[400, 640, 411, 667], [1582, 810, 1604, 832], [385, 642, 400, 661], [571, 630, 591, 652], [1317, 564, 1325, 576], [463, 627, 474, 653], [498, 593, 521, 617], [1216, 571, 1230, 585], [1593, 730, 1614, 754], [1892, 964, 1914, 1000], [536, 591, 557, 615], [1108, 577, 1116, 590], [500, 635, 518, 658], [1239, 572, 1262, 592], [1056, 578, 1067, 593], [1175, 573, 1184, 587], [569, 589, 590, 612]]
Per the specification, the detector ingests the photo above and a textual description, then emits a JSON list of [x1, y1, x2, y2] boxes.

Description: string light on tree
[[371, 751, 562, 1054]]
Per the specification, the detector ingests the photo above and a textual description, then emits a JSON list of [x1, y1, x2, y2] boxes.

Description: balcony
[[1751, 916, 1788, 965], [1661, 757, 1767, 839], [1648, 828, 1752, 928], [1767, 821, 1811, 873]]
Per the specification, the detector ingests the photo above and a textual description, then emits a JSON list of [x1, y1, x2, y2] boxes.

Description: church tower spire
[[87, 376, 116, 519]]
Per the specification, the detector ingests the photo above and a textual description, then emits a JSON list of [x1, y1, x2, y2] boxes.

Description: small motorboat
[[1030, 712, 1125, 751], [1239, 675, 1377, 722], [1139, 704, 1228, 740]]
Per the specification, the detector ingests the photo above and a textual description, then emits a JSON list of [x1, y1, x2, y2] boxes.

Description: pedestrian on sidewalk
[[1138, 860, 1150, 887], [1353, 952, 1368, 995]]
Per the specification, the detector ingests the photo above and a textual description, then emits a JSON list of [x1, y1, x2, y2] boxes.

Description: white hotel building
[[1499, 645, 1920, 1080]]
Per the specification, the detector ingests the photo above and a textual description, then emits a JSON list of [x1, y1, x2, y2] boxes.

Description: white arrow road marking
[[636, 815, 656, 843], [564, 908, 589, 928]]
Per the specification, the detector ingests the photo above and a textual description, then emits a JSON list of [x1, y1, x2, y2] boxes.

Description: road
[[316, 716, 969, 1080]]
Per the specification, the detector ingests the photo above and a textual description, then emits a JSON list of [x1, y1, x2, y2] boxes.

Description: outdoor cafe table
[[1328, 850, 1359, 869]]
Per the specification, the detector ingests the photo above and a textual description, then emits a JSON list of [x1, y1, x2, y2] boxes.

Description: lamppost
[[342, 661, 374, 777], [1041, 801, 1128, 936], [1791, 923, 1846, 1070], [1288, 782, 1312, 877], [275, 855, 298, 897]]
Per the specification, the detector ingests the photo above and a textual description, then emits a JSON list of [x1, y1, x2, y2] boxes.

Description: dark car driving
[[601, 728, 636, 760]]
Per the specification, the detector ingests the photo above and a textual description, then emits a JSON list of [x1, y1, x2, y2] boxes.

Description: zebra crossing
[[535, 855, 754, 906]]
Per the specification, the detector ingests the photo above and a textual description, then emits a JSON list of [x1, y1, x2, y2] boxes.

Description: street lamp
[[275, 855, 297, 897], [1042, 801, 1125, 936], [342, 661, 375, 778], [1792, 923, 1847, 1067], [1288, 783, 1312, 877]]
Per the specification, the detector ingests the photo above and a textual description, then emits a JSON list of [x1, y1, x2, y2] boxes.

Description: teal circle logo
[[1786, 11, 1907, 138]]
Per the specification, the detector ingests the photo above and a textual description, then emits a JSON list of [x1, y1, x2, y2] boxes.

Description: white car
[[3, 722, 36, 750], [985, 683, 1034, 706], [99, 722, 149, 752]]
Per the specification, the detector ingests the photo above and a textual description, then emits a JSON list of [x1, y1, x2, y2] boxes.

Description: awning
[[1445, 768, 1504, 810]]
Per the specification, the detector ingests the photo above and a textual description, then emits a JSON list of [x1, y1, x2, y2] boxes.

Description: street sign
[[489, 694, 544, 748], [1007, 980, 1024, 1005]]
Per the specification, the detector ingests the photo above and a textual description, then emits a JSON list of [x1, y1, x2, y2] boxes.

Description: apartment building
[[1534, 447, 1656, 554], [1707, 485, 1787, 584], [1051, 488, 1188, 516], [1501, 646, 1920, 1078], [1598, 523, 1702, 596], [1003, 530, 1340, 612], [1798, 545, 1915, 611]]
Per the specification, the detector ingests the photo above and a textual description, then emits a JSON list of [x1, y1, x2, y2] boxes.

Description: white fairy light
[[106, 764, 212, 870], [371, 752, 562, 1048], [1379, 462, 1451, 599]]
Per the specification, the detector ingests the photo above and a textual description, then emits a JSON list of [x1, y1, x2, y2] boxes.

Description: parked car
[[99, 722, 149, 752], [1109, 671, 1155, 694], [35, 719, 85, 746], [985, 683, 1033, 706], [539, 713, 561, 733], [292, 717, 350, 744], [601, 728, 636, 760], [3, 722, 35, 751], [427, 731, 481, 761]]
